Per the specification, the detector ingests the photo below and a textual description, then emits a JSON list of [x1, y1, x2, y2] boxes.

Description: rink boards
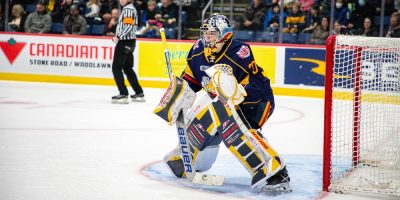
[[0, 32, 325, 98]]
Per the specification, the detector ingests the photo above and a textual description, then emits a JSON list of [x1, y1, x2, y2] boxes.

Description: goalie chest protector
[[183, 39, 273, 104]]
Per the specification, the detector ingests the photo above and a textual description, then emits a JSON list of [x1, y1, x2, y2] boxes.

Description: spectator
[[347, 0, 374, 33], [317, 0, 330, 17], [105, 8, 119, 36], [24, 1, 52, 33], [9, 4, 27, 32], [310, 16, 329, 44], [272, 0, 297, 8], [100, 0, 118, 22], [354, 17, 378, 36], [299, 0, 314, 13], [63, 4, 87, 35], [303, 5, 320, 33], [242, 0, 268, 31], [173, 0, 198, 28], [134, 0, 146, 26], [134, 0, 145, 11], [264, 3, 286, 32], [136, 0, 163, 36], [160, 0, 179, 29], [333, 20, 348, 35], [52, 0, 74, 22], [386, 12, 400, 37], [334, 0, 351, 26], [283, 3, 305, 33], [85, 0, 100, 19], [47, 0, 60, 14]]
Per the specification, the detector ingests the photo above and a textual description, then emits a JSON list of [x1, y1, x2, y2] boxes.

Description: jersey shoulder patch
[[226, 40, 251, 60], [236, 45, 251, 59]]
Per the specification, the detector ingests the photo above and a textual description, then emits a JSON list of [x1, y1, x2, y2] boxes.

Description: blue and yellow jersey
[[181, 38, 273, 105]]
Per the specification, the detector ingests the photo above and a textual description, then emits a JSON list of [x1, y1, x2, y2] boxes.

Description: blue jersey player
[[156, 14, 291, 192]]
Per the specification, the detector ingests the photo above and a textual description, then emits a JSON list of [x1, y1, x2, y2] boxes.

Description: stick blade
[[192, 173, 225, 186]]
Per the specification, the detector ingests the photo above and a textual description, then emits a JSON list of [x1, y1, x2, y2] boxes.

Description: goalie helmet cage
[[323, 35, 400, 197]]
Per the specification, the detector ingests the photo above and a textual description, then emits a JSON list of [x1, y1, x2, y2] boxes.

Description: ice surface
[[143, 154, 323, 200], [0, 81, 380, 200]]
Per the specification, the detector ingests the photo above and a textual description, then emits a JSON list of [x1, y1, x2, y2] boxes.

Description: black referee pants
[[112, 39, 143, 95]]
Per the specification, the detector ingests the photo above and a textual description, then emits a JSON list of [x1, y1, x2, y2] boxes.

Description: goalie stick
[[159, 28, 224, 186]]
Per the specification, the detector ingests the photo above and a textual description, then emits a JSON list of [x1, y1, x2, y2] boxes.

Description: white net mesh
[[329, 36, 400, 197]]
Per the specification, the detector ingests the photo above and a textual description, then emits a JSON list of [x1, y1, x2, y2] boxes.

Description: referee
[[111, 0, 144, 104]]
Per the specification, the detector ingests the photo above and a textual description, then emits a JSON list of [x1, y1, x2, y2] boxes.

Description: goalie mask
[[200, 14, 233, 54]]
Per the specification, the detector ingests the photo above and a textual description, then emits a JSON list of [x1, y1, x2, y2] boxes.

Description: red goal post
[[323, 35, 400, 197]]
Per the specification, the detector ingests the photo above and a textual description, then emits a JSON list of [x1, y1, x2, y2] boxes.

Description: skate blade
[[261, 182, 292, 193], [131, 97, 146, 102], [111, 99, 129, 104]]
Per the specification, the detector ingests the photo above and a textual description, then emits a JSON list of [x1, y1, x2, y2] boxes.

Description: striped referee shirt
[[116, 3, 137, 40]]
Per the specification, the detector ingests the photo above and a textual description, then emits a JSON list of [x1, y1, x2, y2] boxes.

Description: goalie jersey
[[182, 38, 273, 111]]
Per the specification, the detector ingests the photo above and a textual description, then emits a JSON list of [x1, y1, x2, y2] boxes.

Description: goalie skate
[[259, 167, 292, 193]]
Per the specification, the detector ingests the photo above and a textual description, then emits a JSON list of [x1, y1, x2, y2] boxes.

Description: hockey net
[[323, 35, 400, 197]]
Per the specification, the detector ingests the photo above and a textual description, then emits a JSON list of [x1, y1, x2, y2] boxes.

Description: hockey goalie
[[154, 14, 291, 192]]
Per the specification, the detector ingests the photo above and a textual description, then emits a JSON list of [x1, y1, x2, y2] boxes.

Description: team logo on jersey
[[236, 45, 250, 59]]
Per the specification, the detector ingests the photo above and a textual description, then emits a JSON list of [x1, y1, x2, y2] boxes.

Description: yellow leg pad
[[195, 106, 209, 120], [249, 129, 279, 158], [270, 156, 281, 172], [170, 155, 182, 161], [209, 104, 221, 127], [192, 147, 200, 161], [206, 123, 215, 135], [228, 146, 255, 174], [241, 135, 264, 167], [224, 104, 233, 117]]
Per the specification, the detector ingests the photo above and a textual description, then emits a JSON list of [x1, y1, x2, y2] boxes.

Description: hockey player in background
[[154, 14, 291, 192]]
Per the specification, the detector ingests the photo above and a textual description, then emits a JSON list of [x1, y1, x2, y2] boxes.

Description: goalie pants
[[112, 39, 143, 96], [239, 95, 275, 129]]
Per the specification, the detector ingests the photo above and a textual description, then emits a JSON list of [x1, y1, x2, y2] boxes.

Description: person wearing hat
[[63, 4, 87, 35], [24, 0, 52, 33]]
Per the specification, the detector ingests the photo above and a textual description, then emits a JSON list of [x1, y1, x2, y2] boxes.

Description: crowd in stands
[[1, 0, 400, 44], [240, 0, 400, 44], [1, 0, 184, 37]]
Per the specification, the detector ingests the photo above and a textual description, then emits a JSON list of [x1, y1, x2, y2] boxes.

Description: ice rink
[[0, 81, 380, 200]]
